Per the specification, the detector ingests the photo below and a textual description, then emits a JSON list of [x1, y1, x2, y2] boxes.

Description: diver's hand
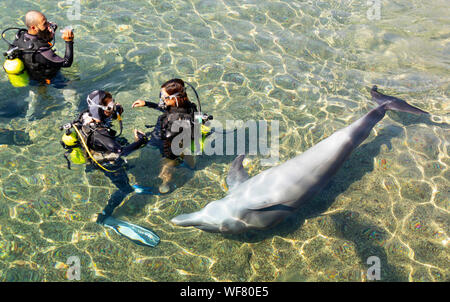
[[132, 100, 146, 108], [116, 103, 124, 115], [62, 29, 74, 42], [134, 129, 147, 142]]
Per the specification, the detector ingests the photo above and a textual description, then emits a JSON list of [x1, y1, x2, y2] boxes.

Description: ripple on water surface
[[0, 0, 448, 281]]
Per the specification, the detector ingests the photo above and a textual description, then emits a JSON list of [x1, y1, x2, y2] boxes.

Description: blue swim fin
[[133, 184, 158, 195], [102, 216, 160, 248]]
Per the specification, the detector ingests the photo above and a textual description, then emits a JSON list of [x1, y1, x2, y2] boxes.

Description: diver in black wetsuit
[[132, 78, 211, 193], [4, 10, 74, 83], [61, 90, 148, 224]]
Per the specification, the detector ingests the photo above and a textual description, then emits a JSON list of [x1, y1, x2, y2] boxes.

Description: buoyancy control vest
[[11, 29, 59, 80], [60, 110, 121, 169], [160, 101, 198, 140]]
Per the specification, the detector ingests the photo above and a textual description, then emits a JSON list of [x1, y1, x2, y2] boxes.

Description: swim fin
[[132, 184, 158, 195], [102, 216, 160, 248]]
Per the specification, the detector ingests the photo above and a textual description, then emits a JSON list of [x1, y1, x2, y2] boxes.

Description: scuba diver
[[132, 78, 212, 194], [2, 10, 74, 85], [60, 90, 149, 225]]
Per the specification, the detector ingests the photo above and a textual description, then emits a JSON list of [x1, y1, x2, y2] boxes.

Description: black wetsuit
[[11, 29, 73, 82], [144, 100, 198, 160], [74, 109, 148, 218]]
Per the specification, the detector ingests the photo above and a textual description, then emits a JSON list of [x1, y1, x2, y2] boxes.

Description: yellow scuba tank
[[69, 147, 87, 165], [3, 58, 29, 87], [190, 124, 211, 153], [62, 131, 78, 147], [61, 131, 87, 165], [6, 72, 29, 87], [4, 57, 24, 74]]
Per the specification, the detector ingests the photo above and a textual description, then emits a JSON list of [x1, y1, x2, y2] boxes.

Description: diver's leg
[[158, 158, 177, 194], [96, 167, 134, 224], [182, 154, 196, 169], [25, 89, 38, 121]]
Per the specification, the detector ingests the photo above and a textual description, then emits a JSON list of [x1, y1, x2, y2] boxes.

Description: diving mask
[[87, 91, 116, 112], [159, 87, 186, 108]]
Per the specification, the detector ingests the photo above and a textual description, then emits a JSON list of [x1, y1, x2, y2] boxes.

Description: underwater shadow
[[224, 124, 404, 243], [387, 111, 449, 129], [328, 211, 409, 281], [73, 60, 148, 113], [0, 128, 32, 146], [0, 82, 30, 120], [114, 144, 240, 220]]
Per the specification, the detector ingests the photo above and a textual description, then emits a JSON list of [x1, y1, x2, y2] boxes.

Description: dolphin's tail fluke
[[370, 85, 429, 115]]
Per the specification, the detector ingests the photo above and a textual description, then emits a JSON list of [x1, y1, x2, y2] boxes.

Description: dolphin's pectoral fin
[[247, 199, 296, 211], [226, 155, 249, 192], [253, 204, 296, 212]]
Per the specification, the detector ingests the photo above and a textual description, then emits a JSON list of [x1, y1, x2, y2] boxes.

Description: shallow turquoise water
[[0, 0, 448, 281]]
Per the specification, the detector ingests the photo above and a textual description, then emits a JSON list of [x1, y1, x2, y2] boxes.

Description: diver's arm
[[120, 137, 147, 157], [145, 101, 161, 109], [132, 99, 165, 112], [119, 131, 148, 157], [38, 41, 73, 67], [61, 41, 74, 67], [145, 101, 166, 112], [144, 101, 158, 108], [91, 127, 147, 157], [60, 29, 74, 67]]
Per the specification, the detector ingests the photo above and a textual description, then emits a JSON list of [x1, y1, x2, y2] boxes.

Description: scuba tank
[[2, 28, 30, 87], [2, 46, 29, 87], [3, 56, 24, 74], [60, 118, 121, 173], [190, 123, 211, 154], [60, 124, 87, 168], [188, 81, 213, 154]]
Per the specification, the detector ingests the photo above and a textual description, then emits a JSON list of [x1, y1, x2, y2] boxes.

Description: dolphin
[[171, 86, 428, 234]]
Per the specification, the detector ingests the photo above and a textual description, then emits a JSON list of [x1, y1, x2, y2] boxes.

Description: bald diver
[[2, 10, 74, 85]]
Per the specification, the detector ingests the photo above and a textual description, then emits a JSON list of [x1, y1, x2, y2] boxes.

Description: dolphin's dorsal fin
[[226, 155, 249, 192]]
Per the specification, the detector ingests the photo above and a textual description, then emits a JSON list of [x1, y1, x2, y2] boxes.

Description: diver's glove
[[136, 131, 149, 144]]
